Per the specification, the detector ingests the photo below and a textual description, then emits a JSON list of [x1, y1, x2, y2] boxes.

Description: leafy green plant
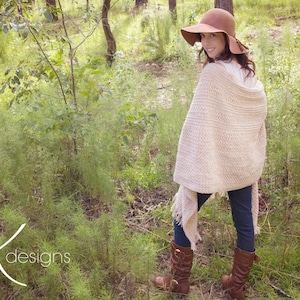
[[0, 0, 299, 299], [141, 12, 176, 60]]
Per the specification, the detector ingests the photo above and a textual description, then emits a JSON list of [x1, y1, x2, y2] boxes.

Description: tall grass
[[0, 0, 299, 299]]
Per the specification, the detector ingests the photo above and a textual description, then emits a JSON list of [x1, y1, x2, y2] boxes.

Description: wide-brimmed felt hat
[[181, 8, 247, 54]]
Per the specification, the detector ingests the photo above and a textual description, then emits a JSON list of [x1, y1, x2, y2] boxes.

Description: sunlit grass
[[0, 0, 299, 299]]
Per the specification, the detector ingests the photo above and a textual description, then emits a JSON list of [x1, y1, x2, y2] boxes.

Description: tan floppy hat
[[181, 8, 247, 54]]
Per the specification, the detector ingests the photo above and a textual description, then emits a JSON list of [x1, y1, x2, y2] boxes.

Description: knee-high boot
[[221, 247, 260, 300], [152, 240, 193, 294]]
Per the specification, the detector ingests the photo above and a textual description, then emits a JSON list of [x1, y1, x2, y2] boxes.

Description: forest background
[[0, 0, 299, 299]]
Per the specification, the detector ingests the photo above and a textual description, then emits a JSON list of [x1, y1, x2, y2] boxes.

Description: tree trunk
[[46, 0, 58, 21], [102, 0, 116, 66], [214, 0, 233, 15], [169, 0, 177, 23]]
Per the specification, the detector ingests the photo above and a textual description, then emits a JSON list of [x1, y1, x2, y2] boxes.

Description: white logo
[[0, 223, 27, 287]]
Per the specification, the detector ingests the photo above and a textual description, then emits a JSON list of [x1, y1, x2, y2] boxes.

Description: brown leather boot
[[152, 240, 193, 294], [221, 247, 260, 300]]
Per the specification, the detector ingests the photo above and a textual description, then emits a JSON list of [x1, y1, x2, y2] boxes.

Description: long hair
[[199, 33, 255, 78]]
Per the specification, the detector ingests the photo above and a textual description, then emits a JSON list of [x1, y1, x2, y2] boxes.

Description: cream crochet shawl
[[172, 63, 267, 250]]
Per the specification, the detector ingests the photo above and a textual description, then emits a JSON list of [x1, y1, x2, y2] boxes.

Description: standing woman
[[153, 8, 267, 300]]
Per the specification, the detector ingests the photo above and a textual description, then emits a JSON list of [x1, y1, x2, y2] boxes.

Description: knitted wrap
[[172, 63, 267, 250]]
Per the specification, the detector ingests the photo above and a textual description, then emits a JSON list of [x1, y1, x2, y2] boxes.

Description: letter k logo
[[0, 224, 27, 287]]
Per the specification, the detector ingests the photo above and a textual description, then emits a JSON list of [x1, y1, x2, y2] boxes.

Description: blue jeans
[[174, 185, 255, 252]]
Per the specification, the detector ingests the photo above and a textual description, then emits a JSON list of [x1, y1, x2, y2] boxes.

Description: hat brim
[[181, 24, 247, 54]]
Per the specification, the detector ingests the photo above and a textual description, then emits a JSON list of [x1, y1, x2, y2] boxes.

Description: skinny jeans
[[174, 185, 255, 252]]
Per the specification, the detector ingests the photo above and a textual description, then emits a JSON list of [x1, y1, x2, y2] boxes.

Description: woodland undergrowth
[[0, 0, 299, 299]]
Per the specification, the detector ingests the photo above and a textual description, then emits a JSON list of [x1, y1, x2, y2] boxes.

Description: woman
[[153, 8, 267, 300]]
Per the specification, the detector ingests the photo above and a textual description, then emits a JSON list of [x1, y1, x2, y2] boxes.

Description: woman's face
[[200, 32, 226, 59]]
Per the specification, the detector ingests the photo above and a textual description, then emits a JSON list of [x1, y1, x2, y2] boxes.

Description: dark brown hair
[[199, 33, 256, 78]]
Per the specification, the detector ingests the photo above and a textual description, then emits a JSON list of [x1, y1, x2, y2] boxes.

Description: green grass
[[0, 0, 299, 299]]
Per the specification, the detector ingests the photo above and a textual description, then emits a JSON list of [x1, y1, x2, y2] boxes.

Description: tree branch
[[27, 25, 67, 105], [57, 0, 77, 112]]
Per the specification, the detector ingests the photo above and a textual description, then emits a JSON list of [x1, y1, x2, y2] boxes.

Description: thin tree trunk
[[169, 0, 177, 23], [214, 0, 233, 15], [46, 0, 58, 21], [102, 0, 116, 66]]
